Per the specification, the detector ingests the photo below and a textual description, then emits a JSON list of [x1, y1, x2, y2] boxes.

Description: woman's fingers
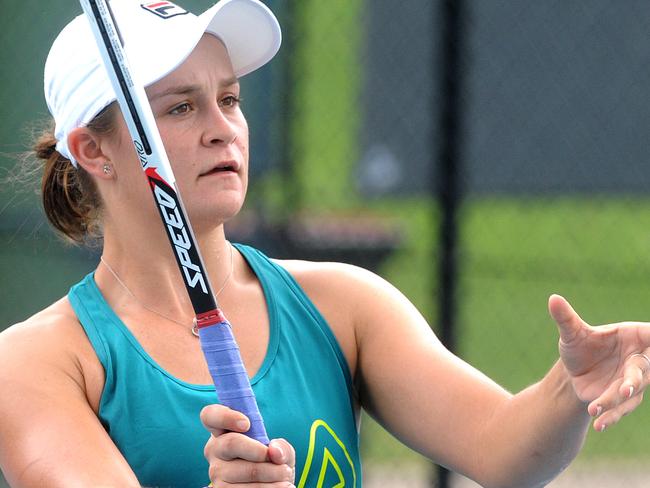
[[200, 404, 250, 436], [618, 353, 650, 399], [590, 392, 644, 432], [201, 405, 296, 486], [588, 352, 650, 431], [268, 439, 296, 483], [267, 439, 296, 466], [207, 432, 269, 462], [205, 434, 296, 486], [212, 483, 295, 488], [213, 456, 294, 484]]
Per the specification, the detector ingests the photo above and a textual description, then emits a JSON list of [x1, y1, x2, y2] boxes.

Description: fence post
[[277, 0, 301, 215], [434, 0, 466, 486]]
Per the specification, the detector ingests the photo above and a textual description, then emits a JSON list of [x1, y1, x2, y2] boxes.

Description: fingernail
[[629, 386, 635, 398], [600, 423, 607, 432], [594, 405, 602, 417], [236, 419, 249, 431]]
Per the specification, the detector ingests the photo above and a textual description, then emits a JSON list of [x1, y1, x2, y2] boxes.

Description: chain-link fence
[[2, 1, 650, 486]]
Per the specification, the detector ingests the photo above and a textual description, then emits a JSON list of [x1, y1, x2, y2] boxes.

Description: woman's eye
[[169, 103, 192, 115], [220, 96, 241, 108]]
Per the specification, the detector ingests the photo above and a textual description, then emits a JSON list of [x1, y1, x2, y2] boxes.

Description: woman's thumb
[[548, 294, 587, 345]]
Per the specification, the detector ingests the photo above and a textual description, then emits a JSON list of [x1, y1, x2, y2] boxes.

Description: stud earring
[[102, 163, 112, 175]]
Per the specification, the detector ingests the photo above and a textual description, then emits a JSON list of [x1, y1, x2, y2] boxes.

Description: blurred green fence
[[3, 1, 650, 487]]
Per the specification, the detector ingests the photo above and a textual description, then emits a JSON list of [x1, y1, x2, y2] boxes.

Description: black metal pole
[[434, 0, 466, 486], [277, 0, 300, 216]]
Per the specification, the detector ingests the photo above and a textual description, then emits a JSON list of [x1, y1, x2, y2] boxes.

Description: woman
[[1, 0, 650, 486]]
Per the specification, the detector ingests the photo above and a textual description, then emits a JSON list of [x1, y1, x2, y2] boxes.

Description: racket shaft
[[80, 0, 269, 444], [199, 320, 269, 445]]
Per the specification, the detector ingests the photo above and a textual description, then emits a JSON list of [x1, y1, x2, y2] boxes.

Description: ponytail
[[32, 103, 117, 245], [36, 131, 101, 244]]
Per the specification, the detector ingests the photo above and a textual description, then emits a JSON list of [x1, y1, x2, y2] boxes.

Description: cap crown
[[44, 0, 281, 164]]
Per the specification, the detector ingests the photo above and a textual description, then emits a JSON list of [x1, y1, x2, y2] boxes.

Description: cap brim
[[202, 0, 282, 78], [127, 0, 281, 87]]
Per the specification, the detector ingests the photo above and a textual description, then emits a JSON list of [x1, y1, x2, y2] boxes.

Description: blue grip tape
[[198, 320, 269, 445]]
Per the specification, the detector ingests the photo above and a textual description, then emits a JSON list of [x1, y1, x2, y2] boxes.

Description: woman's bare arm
[[0, 302, 140, 487], [345, 266, 589, 488]]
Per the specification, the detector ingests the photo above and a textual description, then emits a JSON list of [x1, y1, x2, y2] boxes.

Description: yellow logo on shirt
[[297, 419, 357, 488]]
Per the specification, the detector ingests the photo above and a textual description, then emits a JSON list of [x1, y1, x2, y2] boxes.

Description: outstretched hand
[[548, 294, 650, 431]]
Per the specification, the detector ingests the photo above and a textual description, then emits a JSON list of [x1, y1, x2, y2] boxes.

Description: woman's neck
[[96, 219, 233, 322]]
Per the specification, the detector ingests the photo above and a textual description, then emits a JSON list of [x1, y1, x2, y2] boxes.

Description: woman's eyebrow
[[148, 84, 201, 102], [148, 78, 240, 102], [221, 76, 239, 88]]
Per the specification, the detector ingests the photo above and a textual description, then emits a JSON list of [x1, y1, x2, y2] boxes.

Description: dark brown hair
[[33, 103, 118, 245]]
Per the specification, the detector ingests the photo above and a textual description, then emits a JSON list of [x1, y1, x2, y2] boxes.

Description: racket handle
[[197, 311, 269, 446]]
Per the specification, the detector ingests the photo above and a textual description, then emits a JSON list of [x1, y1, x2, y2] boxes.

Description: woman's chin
[[189, 202, 244, 229]]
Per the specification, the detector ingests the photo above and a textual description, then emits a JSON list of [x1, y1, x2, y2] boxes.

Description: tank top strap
[[68, 272, 116, 386]]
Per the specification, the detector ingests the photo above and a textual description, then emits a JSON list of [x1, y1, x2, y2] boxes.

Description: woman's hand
[[549, 294, 650, 431], [200, 404, 296, 487]]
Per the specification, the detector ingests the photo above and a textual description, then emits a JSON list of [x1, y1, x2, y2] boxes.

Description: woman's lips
[[200, 160, 239, 176]]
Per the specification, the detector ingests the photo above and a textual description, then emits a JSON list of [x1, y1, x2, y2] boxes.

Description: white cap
[[44, 0, 281, 166]]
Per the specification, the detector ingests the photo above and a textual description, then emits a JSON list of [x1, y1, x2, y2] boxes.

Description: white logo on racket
[[153, 184, 209, 295]]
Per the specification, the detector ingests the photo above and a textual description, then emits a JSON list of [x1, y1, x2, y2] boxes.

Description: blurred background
[[2, 0, 650, 486]]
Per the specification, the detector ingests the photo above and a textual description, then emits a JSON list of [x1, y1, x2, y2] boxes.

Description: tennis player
[[2, 0, 650, 487]]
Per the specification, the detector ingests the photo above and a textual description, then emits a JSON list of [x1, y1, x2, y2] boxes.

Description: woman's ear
[[67, 127, 114, 179]]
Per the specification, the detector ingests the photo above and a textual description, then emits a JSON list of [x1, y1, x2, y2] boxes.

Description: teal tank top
[[68, 244, 362, 488]]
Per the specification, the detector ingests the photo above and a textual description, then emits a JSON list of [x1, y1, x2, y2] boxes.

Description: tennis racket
[[79, 0, 269, 445]]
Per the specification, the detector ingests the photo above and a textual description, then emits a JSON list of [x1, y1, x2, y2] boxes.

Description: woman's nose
[[201, 106, 237, 146]]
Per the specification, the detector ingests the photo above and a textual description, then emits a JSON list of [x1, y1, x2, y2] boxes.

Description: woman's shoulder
[[272, 258, 400, 305], [0, 296, 103, 407], [273, 258, 382, 286], [270, 258, 407, 330], [1, 296, 83, 346], [273, 258, 431, 337]]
